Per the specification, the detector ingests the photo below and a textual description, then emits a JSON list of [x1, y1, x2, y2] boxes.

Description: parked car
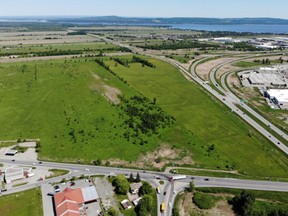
[[70, 182, 75, 186]]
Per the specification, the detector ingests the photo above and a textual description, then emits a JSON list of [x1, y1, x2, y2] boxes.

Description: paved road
[[2, 159, 288, 216], [208, 56, 288, 142]]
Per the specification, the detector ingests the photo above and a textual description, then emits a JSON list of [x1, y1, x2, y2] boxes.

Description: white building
[[4, 166, 33, 184], [4, 167, 24, 184], [267, 89, 288, 105]]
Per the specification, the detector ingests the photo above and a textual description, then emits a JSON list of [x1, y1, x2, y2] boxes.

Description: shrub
[[193, 192, 219, 209]]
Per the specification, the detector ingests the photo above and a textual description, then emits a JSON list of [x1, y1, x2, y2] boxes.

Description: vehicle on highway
[[168, 175, 186, 181], [156, 186, 161, 194], [85, 168, 89, 171], [1, 189, 7, 192], [11, 159, 15, 162], [160, 202, 165, 212], [204, 178, 209, 181], [163, 191, 166, 195]]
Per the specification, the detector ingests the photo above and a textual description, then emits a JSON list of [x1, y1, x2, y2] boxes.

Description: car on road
[[1, 189, 7, 192], [204, 178, 209, 181], [12, 159, 15, 162], [54, 185, 60, 192], [163, 191, 166, 195], [70, 182, 75, 186], [39, 161, 42, 164], [85, 168, 89, 172]]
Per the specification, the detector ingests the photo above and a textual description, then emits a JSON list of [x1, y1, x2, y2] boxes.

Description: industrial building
[[239, 65, 288, 88], [266, 89, 288, 108]]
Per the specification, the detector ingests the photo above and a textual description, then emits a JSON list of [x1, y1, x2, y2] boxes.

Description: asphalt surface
[[2, 159, 288, 216]]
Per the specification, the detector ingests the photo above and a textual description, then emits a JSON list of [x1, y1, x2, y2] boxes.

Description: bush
[[139, 181, 153, 196], [112, 174, 129, 195], [135, 195, 153, 216], [193, 192, 219, 209]]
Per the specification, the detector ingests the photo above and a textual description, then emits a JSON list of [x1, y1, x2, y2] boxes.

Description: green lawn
[[0, 188, 43, 216], [107, 55, 288, 178]]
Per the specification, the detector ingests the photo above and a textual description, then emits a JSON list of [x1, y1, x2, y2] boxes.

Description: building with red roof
[[54, 186, 99, 216]]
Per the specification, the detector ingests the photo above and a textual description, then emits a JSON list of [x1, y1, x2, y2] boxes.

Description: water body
[[171, 24, 288, 34]]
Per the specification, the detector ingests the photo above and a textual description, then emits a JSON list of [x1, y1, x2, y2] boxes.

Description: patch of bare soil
[[179, 192, 235, 216], [196, 57, 238, 80], [218, 64, 240, 79], [102, 84, 121, 105], [91, 74, 122, 105], [207, 200, 235, 216], [227, 73, 241, 88], [104, 145, 193, 170]]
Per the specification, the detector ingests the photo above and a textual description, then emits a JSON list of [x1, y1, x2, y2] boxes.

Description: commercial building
[[4, 166, 33, 184], [266, 89, 288, 106], [239, 65, 288, 89], [54, 186, 99, 216]]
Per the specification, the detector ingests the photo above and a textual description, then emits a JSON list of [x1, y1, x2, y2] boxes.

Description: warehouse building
[[266, 89, 288, 108]]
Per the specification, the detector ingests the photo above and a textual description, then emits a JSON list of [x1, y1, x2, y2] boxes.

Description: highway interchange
[[1, 36, 288, 216]]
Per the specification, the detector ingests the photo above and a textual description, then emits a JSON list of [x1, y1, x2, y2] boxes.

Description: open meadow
[[0, 55, 288, 178], [105, 55, 288, 178], [0, 58, 199, 166]]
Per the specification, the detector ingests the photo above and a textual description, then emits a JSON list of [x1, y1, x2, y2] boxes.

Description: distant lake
[[170, 24, 288, 34]]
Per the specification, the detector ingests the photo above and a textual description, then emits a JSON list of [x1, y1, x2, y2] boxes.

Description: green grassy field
[[105, 55, 288, 178], [0, 58, 198, 164], [0, 42, 119, 55], [0, 188, 43, 216], [1, 56, 288, 178]]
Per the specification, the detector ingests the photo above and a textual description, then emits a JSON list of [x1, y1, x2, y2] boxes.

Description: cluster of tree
[[112, 174, 130, 195], [135, 195, 153, 216], [113, 57, 130, 67], [254, 58, 271, 65], [120, 95, 174, 140], [128, 173, 141, 183], [118, 46, 132, 52], [138, 41, 219, 50], [231, 42, 259, 51], [231, 191, 288, 216], [200, 30, 267, 38], [131, 56, 156, 68], [94, 58, 127, 84], [67, 30, 87, 35]]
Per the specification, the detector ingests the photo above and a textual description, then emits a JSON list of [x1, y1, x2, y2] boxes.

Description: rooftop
[[267, 89, 288, 103]]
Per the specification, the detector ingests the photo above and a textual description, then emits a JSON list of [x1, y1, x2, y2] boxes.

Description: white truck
[[168, 175, 187, 181]]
